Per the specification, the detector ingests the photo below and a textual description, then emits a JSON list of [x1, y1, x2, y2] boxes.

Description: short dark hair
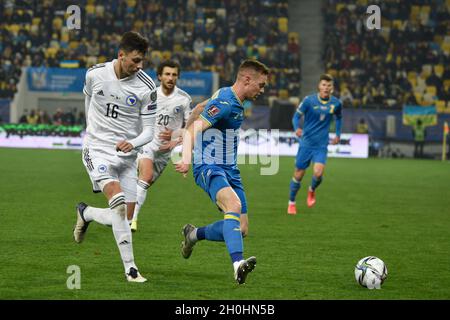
[[238, 59, 270, 75], [157, 60, 181, 76], [319, 74, 334, 83], [119, 31, 149, 55]]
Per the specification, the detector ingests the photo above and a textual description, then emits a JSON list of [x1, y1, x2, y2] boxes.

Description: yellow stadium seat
[[407, 71, 417, 79], [436, 100, 446, 113], [408, 78, 417, 88], [288, 32, 299, 41], [410, 11, 419, 22], [134, 20, 144, 29], [162, 50, 171, 60], [386, 53, 393, 62], [434, 35, 443, 44], [69, 41, 79, 49], [278, 89, 289, 99], [336, 3, 345, 12], [382, 19, 392, 28], [257, 46, 267, 57], [444, 79, 450, 89], [45, 47, 58, 59], [381, 28, 390, 42], [392, 20, 403, 30], [442, 43, 450, 55], [87, 0, 95, 4], [7, 24, 20, 34], [98, 56, 107, 63], [86, 4, 95, 14], [422, 64, 432, 77], [327, 69, 338, 78], [434, 65, 444, 77], [151, 51, 162, 60], [357, 0, 368, 5], [173, 44, 183, 52], [414, 92, 423, 104], [236, 38, 245, 47], [32, 17, 41, 25], [278, 17, 288, 33], [421, 5, 431, 15], [426, 86, 437, 96], [52, 17, 63, 30], [411, 5, 421, 15], [61, 33, 70, 43], [127, 0, 137, 7]]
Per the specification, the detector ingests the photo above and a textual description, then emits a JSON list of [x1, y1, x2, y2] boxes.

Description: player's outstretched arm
[[175, 117, 211, 175], [185, 99, 209, 129]]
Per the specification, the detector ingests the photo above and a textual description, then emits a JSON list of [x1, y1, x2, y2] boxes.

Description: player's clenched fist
[[295, 128, 302, 137], [174, 160, 189, 177], [116, 140, 134, 153]]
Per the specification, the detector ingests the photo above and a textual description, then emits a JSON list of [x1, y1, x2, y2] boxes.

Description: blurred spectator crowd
[[0, 0, 301, 104], [17, 108, 86, 127], [323, 0, 450, 112]]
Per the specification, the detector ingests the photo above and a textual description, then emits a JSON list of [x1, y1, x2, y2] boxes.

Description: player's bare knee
[[140, 172, 153, 185], [227, 199, 242, 214], [313, 169, 323, 178], [294, 169, 305, 181]]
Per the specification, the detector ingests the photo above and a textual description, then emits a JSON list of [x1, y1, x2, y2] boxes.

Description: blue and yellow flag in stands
[[402, 105, 437, 127], [60, 60, 80, 68]]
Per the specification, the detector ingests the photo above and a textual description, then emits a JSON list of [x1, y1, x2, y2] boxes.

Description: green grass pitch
[[0, 148, 449, 299]]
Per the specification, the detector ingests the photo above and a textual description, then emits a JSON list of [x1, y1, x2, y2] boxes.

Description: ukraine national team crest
[[207, 105, 220, 117], [126, 94, 138, 106]]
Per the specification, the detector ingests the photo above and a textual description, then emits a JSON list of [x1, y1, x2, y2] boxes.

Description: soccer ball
[[354, 256, 388, 289]]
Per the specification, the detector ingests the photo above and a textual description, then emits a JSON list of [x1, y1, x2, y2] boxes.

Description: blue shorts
[[194, 165, 248, 214], [295, 146, 328, 170]]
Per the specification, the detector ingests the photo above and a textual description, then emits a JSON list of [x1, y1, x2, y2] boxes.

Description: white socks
[[109, 192, 136, 273], [84, 206, 112, 226], [133, 180, 150, 221]]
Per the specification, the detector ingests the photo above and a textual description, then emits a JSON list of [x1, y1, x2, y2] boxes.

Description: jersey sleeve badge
[[207, 105, 220, 117]]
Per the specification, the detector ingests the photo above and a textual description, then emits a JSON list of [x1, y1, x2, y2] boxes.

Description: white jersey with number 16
[[83, 59, 157, 150]]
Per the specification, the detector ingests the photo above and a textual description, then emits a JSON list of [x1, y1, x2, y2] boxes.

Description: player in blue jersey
[[287, 74, 342, 215], [175, 59, 269, 284]]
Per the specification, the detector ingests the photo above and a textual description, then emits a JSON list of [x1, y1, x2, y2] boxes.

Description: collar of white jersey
[[157, 85, 178, 98], [110, 59, 138, 81]]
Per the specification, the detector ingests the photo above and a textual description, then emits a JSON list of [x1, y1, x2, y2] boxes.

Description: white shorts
[[82, 145, 137, 202], [137, 143, 171, 183]]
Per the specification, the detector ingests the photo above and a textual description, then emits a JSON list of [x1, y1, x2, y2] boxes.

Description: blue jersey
[[293, 94, 342, 148], [193, 87, 244, 173]]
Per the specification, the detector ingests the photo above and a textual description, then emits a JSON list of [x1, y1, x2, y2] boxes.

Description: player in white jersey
[[131, 60, 192, 232], [73, 32, 156, 283]]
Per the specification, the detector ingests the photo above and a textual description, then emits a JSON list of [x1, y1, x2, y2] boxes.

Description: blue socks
[[289, 177, 301, 202], [196, 213, 243, 263], [311, 176, 322, 191], [223, 212, 243, 263], [197, 220, 224, 241]]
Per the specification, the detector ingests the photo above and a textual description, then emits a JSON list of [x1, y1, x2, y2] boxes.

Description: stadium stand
[[0, 0, 300, 112], [322, 0, 450, 113]]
